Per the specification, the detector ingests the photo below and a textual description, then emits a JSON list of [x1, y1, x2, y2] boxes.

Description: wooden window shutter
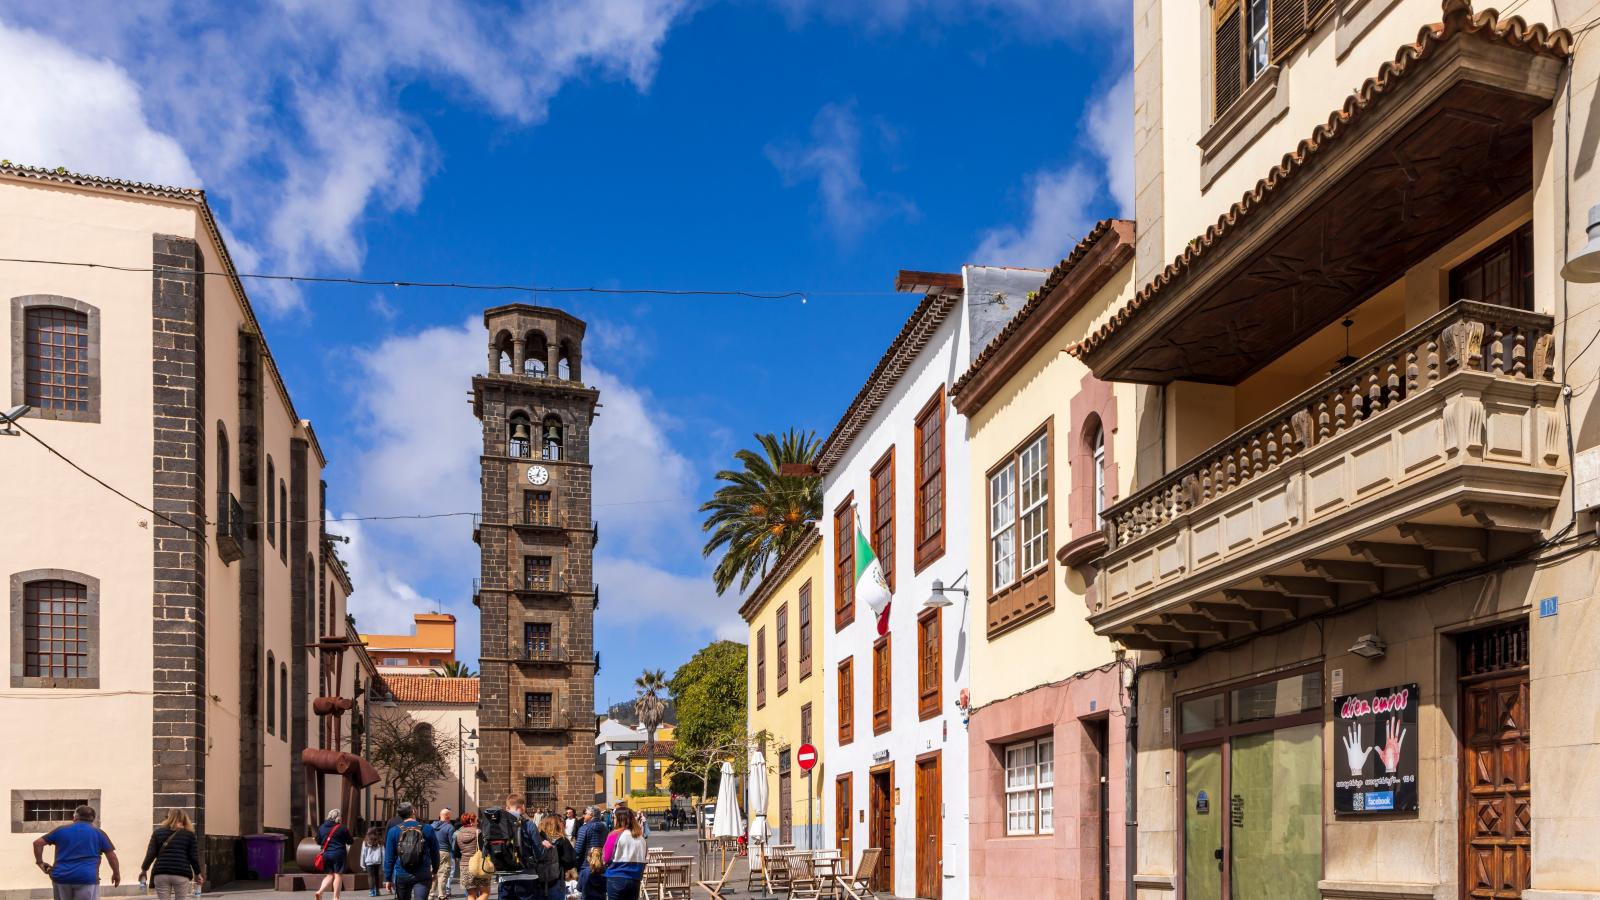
[[1307, 0, 1334, 26], [1213, 0, 1243, 118], [1270, 0, 1308, 63]]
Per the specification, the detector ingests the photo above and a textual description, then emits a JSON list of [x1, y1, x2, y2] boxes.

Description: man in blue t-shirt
[[384, 802, 439, 900], [32, 804, 120, 900]]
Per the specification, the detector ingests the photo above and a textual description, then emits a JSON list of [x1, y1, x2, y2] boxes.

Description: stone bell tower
[[472, 304, 599, 810]]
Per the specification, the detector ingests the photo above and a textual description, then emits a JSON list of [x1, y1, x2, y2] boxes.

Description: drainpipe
[[1124, 664, 1142, 900]]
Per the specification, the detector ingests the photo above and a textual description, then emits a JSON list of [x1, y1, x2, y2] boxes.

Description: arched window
[[492, 331, 513, 374], [414, 723, 435, 744], [23, 306, 90, 411], [266, 457, 277, 547], [217, 423, 231, 501], [279, 661, 289, 742], [542, 414, 564, 461], [508, 413, 532, 458], [279, 480, 288, 560], [1088, 419, 1107, 526], [557, 341, 572, 380], [308, 556, 318, 645], [266, 653, 277, 735], [525, 332, 549, 377], [22, 579, 88, 679]]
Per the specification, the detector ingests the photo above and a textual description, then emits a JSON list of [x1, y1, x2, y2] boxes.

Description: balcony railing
[[1093, 301, 1566, 645], [216, 491, 245, 564], [519, 714, 571, 732], [520, 646, 569, 664]]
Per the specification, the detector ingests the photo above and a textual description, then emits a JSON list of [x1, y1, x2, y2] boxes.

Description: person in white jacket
[[360, 828, 384, 897]]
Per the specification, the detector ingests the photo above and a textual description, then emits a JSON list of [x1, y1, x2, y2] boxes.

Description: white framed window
[[1091, 426, 1107, 525], [1017, 434, 1049, 574], [1246, 0, 1269, 79], [988, 462, 1017, 591], [1004, 736, 1054, 836]]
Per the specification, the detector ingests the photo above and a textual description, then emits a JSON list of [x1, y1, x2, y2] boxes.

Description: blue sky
[[3, 0, 1130, 708]]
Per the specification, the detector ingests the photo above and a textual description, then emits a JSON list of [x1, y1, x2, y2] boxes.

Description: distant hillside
[[601, 698, 678, 728]]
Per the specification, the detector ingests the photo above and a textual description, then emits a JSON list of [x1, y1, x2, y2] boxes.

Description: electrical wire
[[0, 256, 919, 302]]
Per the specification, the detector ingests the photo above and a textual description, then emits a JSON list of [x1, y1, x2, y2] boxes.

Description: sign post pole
[[796, 743, 818, 850]]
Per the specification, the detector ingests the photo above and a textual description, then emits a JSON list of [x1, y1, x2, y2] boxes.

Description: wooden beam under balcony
[[1163, 614, 1227, 640], [1135, 624, 1198, 649], [1196, 602, 1260, 627], [1304, 560, 1382, 592], [1259, 576, 1337, 608], [1349, 542, 1433, 577], [1396, 523, 1486, 561]]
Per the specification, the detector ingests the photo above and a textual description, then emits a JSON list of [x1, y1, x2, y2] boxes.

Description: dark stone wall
[[237, 332, 265, 834], [150, 234, 208, 829]]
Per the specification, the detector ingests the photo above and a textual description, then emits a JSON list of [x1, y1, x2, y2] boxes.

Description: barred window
[[23, 307, 90, 411], [1004, 737, 1054, 835], [526, 622, 554, 656], [23, 799, 84, 823], [525, 691, 554, 726], [23, 580, 89, 679], [524, 556, 553, 590]]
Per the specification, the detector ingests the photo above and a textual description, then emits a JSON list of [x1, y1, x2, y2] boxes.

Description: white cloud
[[339, 317, 717, 644], [972, 164, 1099, 266], [327, 516, 450, 637], [594, 556, 743, 642], [970, 71, 1133, 266], [0, 21, 199, 187], [3, 0, 698, 314], [1084, 71, 1134, 218], [767, 101, 915, 244]]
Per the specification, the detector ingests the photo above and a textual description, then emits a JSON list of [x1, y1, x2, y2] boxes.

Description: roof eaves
[[951, 219, 1133, 411], [816, 291, 960, 476], [1066, 1, 1572, 363]]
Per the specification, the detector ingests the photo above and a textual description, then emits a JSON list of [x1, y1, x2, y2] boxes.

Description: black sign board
[[1334, 682, 1419, 814]]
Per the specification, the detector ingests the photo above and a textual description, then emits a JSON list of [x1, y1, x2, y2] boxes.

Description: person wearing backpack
[[536, 815, 577, 900], [384, 803, 439, 900], [489, 796, 565, 900]]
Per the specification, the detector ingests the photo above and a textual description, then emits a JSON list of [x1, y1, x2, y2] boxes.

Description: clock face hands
[[527, 465, 550, 485]]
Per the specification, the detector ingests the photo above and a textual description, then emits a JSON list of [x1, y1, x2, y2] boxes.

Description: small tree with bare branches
[[369, 711, 459, 810]]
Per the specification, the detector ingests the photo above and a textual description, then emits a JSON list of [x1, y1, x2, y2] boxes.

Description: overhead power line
[[0, 256, 918, 302]]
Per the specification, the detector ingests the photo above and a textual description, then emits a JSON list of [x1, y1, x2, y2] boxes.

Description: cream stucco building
[[949, 221, 1141, 899], [0, 164, 359, 888], [742, 528, 826, 850], [1091, 2, 1600, 898]]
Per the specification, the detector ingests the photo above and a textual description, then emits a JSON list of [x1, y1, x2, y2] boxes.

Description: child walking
[[360, 827, 384, 897]]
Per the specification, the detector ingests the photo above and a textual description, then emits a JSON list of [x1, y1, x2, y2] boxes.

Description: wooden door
[[915, 754, 942, 900], [869, 768, 895, 893], [836, 774, 853, 867], [779, 769, 793, 843], [1462, 673, 1531, 899]]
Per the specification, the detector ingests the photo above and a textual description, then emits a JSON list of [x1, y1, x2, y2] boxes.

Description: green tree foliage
[[667, 640, 748, 798], [635, 668, 669, 791], [699, 429, 822, 595], [439, 661, 475, 677]]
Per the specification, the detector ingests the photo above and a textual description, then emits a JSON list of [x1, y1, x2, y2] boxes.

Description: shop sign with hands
[[1334, 683, 1419, 814]]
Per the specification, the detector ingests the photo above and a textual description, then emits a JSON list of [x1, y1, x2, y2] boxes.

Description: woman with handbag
[[138, 810, 202, 900], [313, 809, 353, 900], [453, 813, 489, 900]]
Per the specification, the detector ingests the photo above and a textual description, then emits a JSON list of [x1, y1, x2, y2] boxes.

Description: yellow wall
[[743, 538, 825, 845], [963, 264, 1138, 708]]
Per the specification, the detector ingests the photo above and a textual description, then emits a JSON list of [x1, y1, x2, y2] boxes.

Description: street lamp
[[458, 720, 479, 813], [0, 404, 30, 437], [924, 572, 969, 609]]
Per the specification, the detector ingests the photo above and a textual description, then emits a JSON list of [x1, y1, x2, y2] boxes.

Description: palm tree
[[635, 668, 669, 792], [699, 429, 822, 595], [439, 660, 475, 678]]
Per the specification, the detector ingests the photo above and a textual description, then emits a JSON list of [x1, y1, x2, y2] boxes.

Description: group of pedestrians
[[31, 805, 203, 900], [28, 799, 650, 900]]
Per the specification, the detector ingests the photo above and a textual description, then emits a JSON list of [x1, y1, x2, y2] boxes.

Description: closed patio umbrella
[[712, 760, 744, 839], [747, 748, 769, 862]]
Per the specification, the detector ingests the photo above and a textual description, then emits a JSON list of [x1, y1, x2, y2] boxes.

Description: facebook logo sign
[[1363, 792, 1395, 811]]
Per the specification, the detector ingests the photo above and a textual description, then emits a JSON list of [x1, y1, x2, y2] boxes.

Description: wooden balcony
[[1091, 301, 1565, 650]]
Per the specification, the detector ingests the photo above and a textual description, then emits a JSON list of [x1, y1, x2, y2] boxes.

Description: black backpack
[[531, 832, 562, 885], [396, 822, 428, 872], [479, 808, 525, 873]]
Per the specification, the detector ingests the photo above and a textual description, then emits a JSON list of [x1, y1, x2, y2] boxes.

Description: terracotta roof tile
[[950, 219, 1132, 406], [1067, 1, 1572, 363], [380, 674, 480, 704]]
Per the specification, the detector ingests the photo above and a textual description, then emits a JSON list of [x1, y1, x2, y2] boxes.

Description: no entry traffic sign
[[796, 743, 817, 772]]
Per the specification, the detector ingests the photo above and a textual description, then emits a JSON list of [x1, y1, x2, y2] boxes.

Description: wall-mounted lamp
[[1349, 633, 1387, 659], [1563, 204, 1600, 282], [925, 575, 968, 609]]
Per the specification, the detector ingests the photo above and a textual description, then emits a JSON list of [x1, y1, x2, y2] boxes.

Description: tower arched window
[[525, 331, 549, 377], [492, 331, 513, 374], [557, 341, 573, 381], [266, 458, 277, 547], [279, 661, 289, 743], [542, 415, 564, 461], [508, 413, 533, 458]]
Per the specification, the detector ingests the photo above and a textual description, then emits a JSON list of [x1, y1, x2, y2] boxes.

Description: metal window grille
[[23, 800, 85, 823], [23, 308, 89, 411], [23, 580, 88, 678]]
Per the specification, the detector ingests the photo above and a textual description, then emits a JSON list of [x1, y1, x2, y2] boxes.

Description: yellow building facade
[[740, 528, 825, 849]]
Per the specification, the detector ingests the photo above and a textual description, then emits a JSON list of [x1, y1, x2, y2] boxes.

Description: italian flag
[[855, 513, 892, 636]]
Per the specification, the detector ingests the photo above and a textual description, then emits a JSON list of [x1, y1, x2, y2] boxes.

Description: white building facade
[[820, 267, 1044, 900]]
